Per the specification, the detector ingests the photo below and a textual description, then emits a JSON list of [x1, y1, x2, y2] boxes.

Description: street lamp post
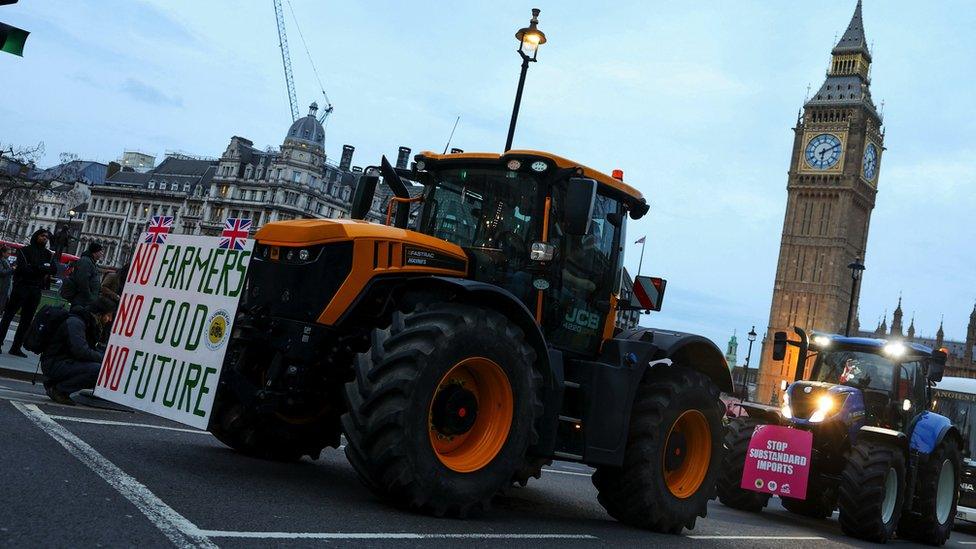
[[845, 257, 866, 336], [504, 8, 546, 152], [742, 326, 757, 401]]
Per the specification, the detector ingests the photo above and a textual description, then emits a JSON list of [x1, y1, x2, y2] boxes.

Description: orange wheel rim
[[663, 409, 712, 498], [428, 357, 513, 473]]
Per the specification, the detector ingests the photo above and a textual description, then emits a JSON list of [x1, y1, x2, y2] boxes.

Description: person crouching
[[41, 297, 116, 405]]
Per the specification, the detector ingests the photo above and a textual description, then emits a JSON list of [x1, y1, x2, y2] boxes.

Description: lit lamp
[[845, 257, 866, 336], [505, 8, 547, 151], [741, 326, 758, 401]]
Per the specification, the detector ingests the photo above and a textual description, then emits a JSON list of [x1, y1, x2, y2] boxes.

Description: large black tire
[[897, 439, 961, 546], [341, 302, 543, 517], [717, 417, 771, 512], [210, 341, 343, 461], [592, 365, 724, 533], [838, 440, 906, 543], [781, 480, 835, 519]]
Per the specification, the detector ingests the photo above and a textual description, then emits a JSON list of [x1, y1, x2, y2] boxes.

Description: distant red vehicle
[[0, 239, 79, 265]]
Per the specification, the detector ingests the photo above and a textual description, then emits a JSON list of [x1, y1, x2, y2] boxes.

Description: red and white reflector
[[631, 276, 667, 312]]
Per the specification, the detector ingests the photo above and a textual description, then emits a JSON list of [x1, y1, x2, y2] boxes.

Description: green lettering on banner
[[154, 300, 176, 344], [162, 360, 185, 408], [141, 298, 162, 339], [202, 248, 226, 295], [124, 350, 145, 394], [230, 251, 251, 298], [134, 353, 158, 399], [216, 250, 237, 297], [194, 366, 218, 417], [151, 355, 168, 402], [153, 245, 178, 287], [176, 246, 195, 291], [169, 302, 191, 349], [193, 248, 215, 293], [186, 304, 208, 351], [178, 363, 203, 413], [159, 245, 181, 289]]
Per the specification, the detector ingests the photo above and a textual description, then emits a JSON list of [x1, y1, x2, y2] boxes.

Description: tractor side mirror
[[350, 169, 379, 220], [929, 349, 948, 382], [772, 331, 788, 361], [563, 177, 596, 236], [629, 275, 666, 312]]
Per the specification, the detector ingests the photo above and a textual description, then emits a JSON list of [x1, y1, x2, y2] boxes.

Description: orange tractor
[[210, 150, 733, 532]]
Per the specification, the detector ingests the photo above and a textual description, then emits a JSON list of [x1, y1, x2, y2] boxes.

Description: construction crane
[[272, 0, 334, 125]]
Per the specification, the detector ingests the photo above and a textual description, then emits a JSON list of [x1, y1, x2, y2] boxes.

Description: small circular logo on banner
[[754, 478, 764, 489], [206, 309, 231, 350], [767, 481, 778, 492]]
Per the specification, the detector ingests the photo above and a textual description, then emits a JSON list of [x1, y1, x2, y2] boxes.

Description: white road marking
[[197, 530, 597, 540], [47, 414, 208, 435], [688, 535, 827, 540], [543, 468, 591, 477], [12, 401, 217, 548]]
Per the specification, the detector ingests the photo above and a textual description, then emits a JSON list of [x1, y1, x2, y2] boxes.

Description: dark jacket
[[40, 308, 104, 369], [69, 254, 101, 306], [13, 229, 56, 289]]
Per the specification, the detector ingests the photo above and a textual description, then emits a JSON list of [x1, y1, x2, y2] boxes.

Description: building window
[[160, 182, 168, 191], [183, 183, 191, 192], [292, 171, 301, 183], [148, 180, 156, 189]]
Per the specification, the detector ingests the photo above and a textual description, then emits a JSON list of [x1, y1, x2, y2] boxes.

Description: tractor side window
[[545, 190, 620, 355]]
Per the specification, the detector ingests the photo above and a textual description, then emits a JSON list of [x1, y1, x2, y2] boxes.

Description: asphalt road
[[2, 377, 975, 548]]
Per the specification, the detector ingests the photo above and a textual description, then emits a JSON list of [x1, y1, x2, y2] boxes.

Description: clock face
[[862, 143, 878, 180], [805, 133, 842, 170]]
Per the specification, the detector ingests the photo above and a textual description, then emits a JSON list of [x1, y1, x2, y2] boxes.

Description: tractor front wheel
[[592, 365, 724, 533], [342, 302, 542, 517], [717, 416, 771, 512], [897, 438, 961, 546], [838, 440, 906, 543]]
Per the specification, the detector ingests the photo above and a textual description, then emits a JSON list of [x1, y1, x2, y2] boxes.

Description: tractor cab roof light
[[812, 335, 832, 348], [884, 342, 907, 357]]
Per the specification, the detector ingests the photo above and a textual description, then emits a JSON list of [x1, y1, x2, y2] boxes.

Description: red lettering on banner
[[97, 345, 130, 390], [113, 294, 144, 336], [129, 244, 159, 286]]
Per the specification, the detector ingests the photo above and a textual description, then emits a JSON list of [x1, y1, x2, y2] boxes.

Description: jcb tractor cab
[[210, 149, 733, 533], [719, 329, 962, 545]]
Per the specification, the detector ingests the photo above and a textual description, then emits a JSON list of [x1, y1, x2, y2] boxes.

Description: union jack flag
[[144, 216, 173, 245], [219, 217, 251, 250]]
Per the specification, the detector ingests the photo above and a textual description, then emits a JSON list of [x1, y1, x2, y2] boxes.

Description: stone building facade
[[4, 103, 412, 267], [858, 297, 976, 378], [757, 1, 884, 402]]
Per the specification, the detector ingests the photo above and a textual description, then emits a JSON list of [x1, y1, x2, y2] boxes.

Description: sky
[[1, 1, 974, 354]]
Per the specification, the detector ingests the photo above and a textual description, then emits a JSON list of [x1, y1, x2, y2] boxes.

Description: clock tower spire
[[757, 1, 885, 403]]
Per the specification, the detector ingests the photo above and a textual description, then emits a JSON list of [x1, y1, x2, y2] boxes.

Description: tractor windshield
[[419, 167, 540, 249], [419, 167, 541, 303], [809, 350, 896, 392]]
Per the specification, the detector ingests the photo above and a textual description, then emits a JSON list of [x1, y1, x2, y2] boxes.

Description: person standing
[[0, 247, 13, 313], [0, 229, 57, 357], [65, 242, 104, 307], [40, 297, 115, 405]]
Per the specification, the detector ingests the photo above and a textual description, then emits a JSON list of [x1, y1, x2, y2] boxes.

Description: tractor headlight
[[808, 395, 836, 423], [781, 392, 793, 419]]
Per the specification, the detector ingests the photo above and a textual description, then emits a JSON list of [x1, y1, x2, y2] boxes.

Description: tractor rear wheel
[[592, 365, 724, 533], [838, 440, 906, 543], [210, 342, 342, 461], [342, 302, 543, 517], [897, 438, 961, 546], [717, 416, 771, 512]]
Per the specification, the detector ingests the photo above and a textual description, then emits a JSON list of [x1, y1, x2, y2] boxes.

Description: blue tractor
[[718, 328, 961, 545]]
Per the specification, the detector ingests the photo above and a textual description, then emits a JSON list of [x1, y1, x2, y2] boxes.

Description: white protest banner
[[93, 226, 253, 430]]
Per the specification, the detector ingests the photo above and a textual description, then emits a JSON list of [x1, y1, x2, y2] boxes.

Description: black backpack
[[24, 305, 71, 354]]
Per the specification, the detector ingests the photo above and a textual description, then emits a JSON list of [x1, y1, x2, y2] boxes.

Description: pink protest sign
[[741, 424, 813, 500]]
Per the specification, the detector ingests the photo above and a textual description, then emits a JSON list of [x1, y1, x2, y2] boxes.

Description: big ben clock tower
[[757, 0, 884, 402]]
